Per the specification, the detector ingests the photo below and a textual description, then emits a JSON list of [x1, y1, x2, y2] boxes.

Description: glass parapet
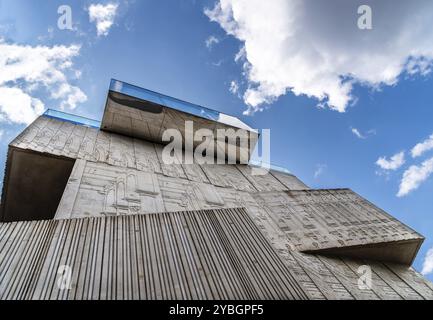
[[110, 79, 257, 132], [43, 109, 101, 128], [248, 159, 292, 174]]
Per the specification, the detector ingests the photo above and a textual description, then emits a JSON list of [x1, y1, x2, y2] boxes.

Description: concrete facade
[[0, 81, 432, 300]]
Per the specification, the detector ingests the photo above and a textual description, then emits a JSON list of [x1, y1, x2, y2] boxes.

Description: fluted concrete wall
[[0, 208, 307, 300]]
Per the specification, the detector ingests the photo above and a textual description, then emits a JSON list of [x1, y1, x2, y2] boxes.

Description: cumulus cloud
[[398, 156, 433, 197], [229, 80, 239, 95], [205, 0, 433, 115], [376, 151, 405, 171], [89, 3, 119, 37], [411, 133, 433, 158], [0, 40, 86, 125], [422, 247, 433, 275], [205, 35, 220, 49], [0, 87, 44, 125], [234, 46, 246, 63], [51, 83, 87, 110]]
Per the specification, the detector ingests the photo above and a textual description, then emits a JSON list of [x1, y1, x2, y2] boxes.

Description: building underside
[[0, 79, 432, 300]]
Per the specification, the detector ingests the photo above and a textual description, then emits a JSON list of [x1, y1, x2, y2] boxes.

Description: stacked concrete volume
[[1, 80, 432, 300]]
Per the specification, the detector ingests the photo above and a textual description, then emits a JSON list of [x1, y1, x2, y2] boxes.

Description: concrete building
[[0, 79, 432, 300]]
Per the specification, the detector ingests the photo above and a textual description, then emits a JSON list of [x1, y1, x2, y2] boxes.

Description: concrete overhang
[[101, 79, 259, 163], [0, 147, 75, 222], [285, 188, 426, 266], [303, 238, 424, 266]]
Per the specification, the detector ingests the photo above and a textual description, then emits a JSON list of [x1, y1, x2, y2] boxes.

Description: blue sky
[[0, 0, 433, 281]]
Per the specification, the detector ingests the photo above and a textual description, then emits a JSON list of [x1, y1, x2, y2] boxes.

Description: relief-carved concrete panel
[[58, 161, 238, 219], [271, 170, 309, 190], [316, 255, 380, 300], [293, 253, 431, 300], [253, 189, 423, 253], [182, 164, 210, 183], [107, 134, 136, 168], [12, 117, 51, 149], [77, 127, 99, 160], [291, 252, 354, 300], [154, 144, 187, 179], [57, 161, 164, 219], [133, 138, 161, 173], [236, 165, 287, 192], [63, 125, 87, 158], [45, 121, 76, 157], [92, 130, 111, 163], [200, 164, 256, 192]]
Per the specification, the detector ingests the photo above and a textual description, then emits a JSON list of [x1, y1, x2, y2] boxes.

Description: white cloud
[[205, 35, 220, 49], [0, 40, 86, 124], [37, 27, 55, 42], [376, 151, 405, 171], [211, 60, 223, 67], [351, 127, 376, 139], [51, 83, 88, 110], [398, 156, 433, 197], [229, 80, 239, 95], [234, 46, 246, 63], [367, 129, 377, 136], [205, 0, 433, 115], [0, 87, 44, 125], [411, 133, 433, 158], [422, 247, 433, 275], [314, 164, 327, 179], [89, 3, 119, 37], [351, 128, 365, 139]]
